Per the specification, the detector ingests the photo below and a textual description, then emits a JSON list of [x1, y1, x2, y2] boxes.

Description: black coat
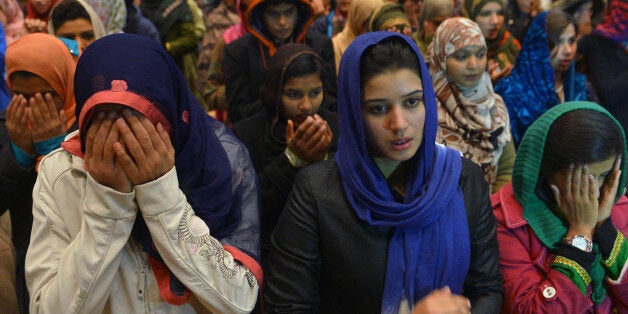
[[0, 111, 37, 314], [224, 32, 337, 124], [232, 108, 339, 267], [264, 157, 504, 313], [578, 34, 628, 131]]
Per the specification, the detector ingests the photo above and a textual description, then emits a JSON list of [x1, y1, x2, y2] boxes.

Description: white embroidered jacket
[[26, 129, 260, 313]]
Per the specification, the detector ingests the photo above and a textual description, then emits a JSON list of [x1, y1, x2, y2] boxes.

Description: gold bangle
[[284, 148, 309, 168]]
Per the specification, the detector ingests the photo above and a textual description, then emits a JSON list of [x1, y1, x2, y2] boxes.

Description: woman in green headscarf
[[365, 2, 412, 36], [492, 101, 628, 312], [463, 0, 520, 83]]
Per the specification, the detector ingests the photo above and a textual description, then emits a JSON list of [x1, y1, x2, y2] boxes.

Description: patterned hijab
[[6, 33, 77, 130], [336, 32, 470, 313], [426, 17, 511, 189], [594, 0, 628, 48]]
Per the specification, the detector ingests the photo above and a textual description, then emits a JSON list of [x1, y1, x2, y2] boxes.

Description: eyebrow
[[364, 90, 423, 104]]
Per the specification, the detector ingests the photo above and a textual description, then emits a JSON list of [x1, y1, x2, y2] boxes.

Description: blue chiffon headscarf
[[494, 11, 588, 146], [335, 32, 471, 313]]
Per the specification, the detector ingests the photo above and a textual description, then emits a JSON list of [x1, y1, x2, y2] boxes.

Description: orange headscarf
[[6, 33, 77, 130]]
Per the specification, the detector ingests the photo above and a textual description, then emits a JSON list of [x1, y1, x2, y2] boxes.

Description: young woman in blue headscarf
[[25, 33, 262, 313], [264, 31, 503, 313], [495, 9, 591, 147]]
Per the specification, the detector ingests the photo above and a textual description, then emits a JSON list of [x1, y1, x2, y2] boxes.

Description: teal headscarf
[[513, 101, 627, 305]]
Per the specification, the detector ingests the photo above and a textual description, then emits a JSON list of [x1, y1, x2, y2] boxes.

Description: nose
[[277, 14, 287, 26], [387, 106, 409, 135], [562, 42, 574, 56], [489, 13, 498, 25], [298, 96, 312, 112], [467, 55, 478, 69]]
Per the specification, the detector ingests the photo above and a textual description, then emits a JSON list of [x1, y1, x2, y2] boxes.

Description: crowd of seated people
[[0, 0, 626, 312]]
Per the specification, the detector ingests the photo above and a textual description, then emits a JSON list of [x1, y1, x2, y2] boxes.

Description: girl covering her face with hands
[[26, 33, 262, 313], [492, 101, 628, 312]]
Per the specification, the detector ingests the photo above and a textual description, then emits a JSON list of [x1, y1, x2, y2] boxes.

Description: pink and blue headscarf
[[64, 33, 255, 301], [335, 31, 470, 313]]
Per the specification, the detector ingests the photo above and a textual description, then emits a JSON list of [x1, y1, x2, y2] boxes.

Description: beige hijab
[[332, 0, 385, 72], [426, 17, 511, 188]]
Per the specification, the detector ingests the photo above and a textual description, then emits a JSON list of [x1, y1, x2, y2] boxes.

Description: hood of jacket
[[244, 0, 314, 56]]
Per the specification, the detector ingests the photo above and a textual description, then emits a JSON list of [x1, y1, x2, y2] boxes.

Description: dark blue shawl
[[73, 34, 243, 260], [335, 32, 470, 313], [495, 11, 588, 147]]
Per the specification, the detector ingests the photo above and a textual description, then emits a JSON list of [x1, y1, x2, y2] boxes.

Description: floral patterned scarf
[[427, 17, 511, 189]]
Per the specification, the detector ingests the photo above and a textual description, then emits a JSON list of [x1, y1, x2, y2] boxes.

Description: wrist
[[563, 234, 593, 252], [566, 225, 594, 239], [284, 147, 309, 169]]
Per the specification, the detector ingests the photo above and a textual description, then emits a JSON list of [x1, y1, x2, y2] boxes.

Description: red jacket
[[491, 183, 628, 313]]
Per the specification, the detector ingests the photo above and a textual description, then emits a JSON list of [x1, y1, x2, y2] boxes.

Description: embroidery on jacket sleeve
[[178, 208, 257, 287]]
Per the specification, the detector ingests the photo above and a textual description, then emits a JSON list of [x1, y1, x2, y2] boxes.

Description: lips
[[391, 137, 412, 150], [488, 28, 499, 38], [465, 74, 479, 81], [275, 29, 291, 38]]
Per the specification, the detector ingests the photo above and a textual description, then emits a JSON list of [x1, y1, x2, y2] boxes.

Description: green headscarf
[[513, 101, 627, 305], [366, 2, 411, 32]]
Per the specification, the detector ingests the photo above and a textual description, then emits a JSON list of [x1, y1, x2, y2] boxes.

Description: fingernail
[[107, 111, 117, 119], [96, 111, 105, 119], [123, 109, 133, 117], [551, 185, 559, 193]]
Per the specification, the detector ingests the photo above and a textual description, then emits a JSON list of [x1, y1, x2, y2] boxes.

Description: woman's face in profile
[[549, 24, 577, 73], [361, 68, 425, 161]]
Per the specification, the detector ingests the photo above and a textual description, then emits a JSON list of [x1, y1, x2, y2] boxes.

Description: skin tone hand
[[113, 109, 175, 186], [26, 93, 68, 143], [23, 18, 47, 33], [85, 111, 133, 193], [551, 164, 599, 238], [286, 114, 332, 163], [488, 59, 513, 83], [412, 286, 471, 314], [597, 156, 622, 227], [5, 95, 34, 154]]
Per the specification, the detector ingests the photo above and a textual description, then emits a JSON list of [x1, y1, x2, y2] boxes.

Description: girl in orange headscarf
[[0, 32, 76, 313]]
